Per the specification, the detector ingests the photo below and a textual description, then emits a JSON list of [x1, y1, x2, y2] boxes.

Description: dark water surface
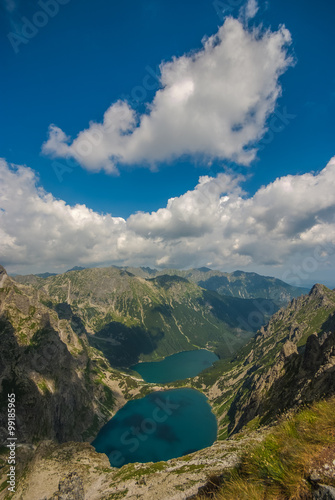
[[131, 349, 219, 383], [92, 388, 217, 467]]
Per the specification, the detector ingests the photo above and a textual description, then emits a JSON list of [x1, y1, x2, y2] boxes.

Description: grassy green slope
[[196, 396, 335, 500]]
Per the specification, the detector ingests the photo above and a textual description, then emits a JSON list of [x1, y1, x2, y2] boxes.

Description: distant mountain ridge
[[16, 265, 308, 306], [14, 266, 275, 367], [120, 266, 309, 306]]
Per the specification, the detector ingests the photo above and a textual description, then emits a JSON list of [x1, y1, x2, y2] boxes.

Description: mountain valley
[[0, 264, 334, 500]]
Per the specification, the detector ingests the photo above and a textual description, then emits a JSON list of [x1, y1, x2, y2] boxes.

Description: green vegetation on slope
[[197, 397, 335, 500], [14, 267, 275, 367]]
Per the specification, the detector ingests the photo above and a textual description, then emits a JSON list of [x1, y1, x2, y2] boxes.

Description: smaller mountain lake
[[130, 349, 219, 383], [92, 388, 217, 467]]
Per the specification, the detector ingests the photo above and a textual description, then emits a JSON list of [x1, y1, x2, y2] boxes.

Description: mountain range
[[13, 266, 297, 366], [1, 264, 334, 499], [16, 265, 308, 304], [119, 266, 309, 306]]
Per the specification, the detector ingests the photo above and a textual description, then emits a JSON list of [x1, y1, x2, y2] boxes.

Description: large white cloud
[[42, 17, 293, 173], [1, 158, 335, 282], [0, 160, 127, 268]]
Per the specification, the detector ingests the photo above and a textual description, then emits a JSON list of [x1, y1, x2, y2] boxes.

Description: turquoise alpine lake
[[92, 388, 217, 467], [131, 349, 219, 383]]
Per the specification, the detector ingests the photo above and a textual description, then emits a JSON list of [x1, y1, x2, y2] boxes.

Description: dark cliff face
[[0, 317, 95, 443], [263, 315, 335, 416]]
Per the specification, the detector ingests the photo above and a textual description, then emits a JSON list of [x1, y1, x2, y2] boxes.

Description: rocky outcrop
[[313, 484, 335, 499], [226, 316, 335, 432], [49, 472, 85, 500]]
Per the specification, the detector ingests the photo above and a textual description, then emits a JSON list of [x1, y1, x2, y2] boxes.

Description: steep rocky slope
[[0, 265, 143, 446], [196, 284, 335, 438], [14, 267, 271, 366], [194, 396, 335, 500]]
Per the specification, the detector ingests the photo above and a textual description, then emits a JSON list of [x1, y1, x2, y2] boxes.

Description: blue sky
[[0, 0, 335, 285]]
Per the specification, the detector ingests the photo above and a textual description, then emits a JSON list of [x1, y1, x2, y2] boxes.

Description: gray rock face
[[50, 472, 85, 500], [310, 470, 322, 483], [281, 340, 298, 359], [313, 484, 335, 500], [0, 265, 8, 287], [302, 333, 323, 371]]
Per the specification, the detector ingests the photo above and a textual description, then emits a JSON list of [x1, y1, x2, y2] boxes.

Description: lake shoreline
[[130, 349, 219, 384]]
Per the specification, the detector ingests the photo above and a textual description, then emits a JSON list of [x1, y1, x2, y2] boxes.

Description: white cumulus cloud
[[1, 157, 335, 283], [42, 17, 293, 174]]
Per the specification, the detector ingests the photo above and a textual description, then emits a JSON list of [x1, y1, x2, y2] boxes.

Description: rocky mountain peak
[[309, 283, 328, 298], [0, 264, 8, 288], [0, 265, 7, 276]]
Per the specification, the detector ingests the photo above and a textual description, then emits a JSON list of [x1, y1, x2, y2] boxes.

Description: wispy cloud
[[240, 0, 259, 20]]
